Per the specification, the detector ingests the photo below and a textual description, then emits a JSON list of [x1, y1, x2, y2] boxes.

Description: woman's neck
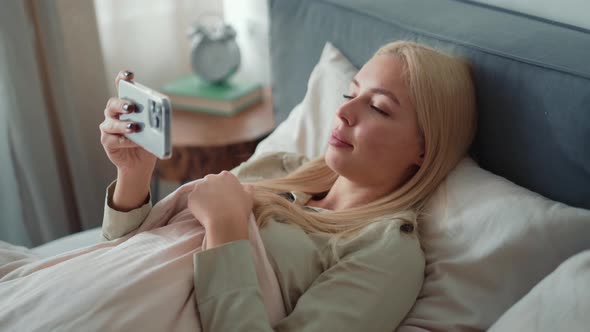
[[307, 176, 394, 211]]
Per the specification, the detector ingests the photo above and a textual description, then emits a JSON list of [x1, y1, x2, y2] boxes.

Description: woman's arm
[[111, 170, 152, 211], [100, 177, 152, 242], [193, 220, 425, 331], [98, 70, 158, 241]]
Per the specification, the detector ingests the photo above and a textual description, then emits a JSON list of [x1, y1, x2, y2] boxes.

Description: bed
[[31, 0, 590, 330]]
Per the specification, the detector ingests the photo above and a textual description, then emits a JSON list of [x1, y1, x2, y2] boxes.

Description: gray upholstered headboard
[[268, 0, 590, 209]]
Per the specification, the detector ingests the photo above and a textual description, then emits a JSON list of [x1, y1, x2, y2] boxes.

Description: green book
[[161, 75, 263, 116]]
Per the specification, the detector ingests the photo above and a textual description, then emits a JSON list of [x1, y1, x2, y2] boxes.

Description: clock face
[[192, 39, 240, 82]]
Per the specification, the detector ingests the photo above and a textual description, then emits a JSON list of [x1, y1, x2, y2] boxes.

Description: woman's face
[[325, 54, 424, 189]]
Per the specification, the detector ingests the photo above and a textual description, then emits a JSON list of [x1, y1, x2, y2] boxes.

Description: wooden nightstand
[[154, 87, 274, 187]]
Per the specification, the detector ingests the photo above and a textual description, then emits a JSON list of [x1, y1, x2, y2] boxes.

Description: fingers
[[115, 70, 134, 90], [100, 118, 139, 135], [104, 97, 137, 119], [100, 69, 140, 152], [202, 170, 235, 180], [196, 171, 240, 189], [100, 132, 140, 150]]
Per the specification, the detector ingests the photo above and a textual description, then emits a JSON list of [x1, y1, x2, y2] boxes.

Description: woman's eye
[[371, 105, 389, 117], [343, 94, 389, 117]]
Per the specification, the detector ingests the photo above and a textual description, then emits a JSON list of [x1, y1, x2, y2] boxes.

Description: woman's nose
[[336, 100, 356, 126]]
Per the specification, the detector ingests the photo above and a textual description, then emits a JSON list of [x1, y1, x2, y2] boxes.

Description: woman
[[100, 41, 476, 330], [100, 41, 476, 331]]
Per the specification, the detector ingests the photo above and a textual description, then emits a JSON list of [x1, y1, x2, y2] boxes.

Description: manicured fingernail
[[122, 103, 132, 113], [123, 71, 133, 77], [126, 123, 135, 131]]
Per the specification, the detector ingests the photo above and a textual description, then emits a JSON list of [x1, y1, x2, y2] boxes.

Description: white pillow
[[397, 158, 590, 331], [252, 42, 357, 159], [487, 249, 590, 332], [253, 42, 590, 331]]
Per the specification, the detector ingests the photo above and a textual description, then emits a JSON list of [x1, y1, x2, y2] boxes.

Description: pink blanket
[[0, 180, 286, 331]]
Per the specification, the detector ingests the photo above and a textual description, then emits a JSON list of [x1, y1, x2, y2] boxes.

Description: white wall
[[223, 0, 271, 85], [94, 0, 224, 96], [472, 0, 590, 30]]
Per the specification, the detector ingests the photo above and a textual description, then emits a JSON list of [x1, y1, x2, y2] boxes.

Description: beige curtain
[[0, 0, 114, 246], [0, 0, 77, 247]]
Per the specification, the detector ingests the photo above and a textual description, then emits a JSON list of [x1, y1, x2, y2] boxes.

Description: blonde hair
[[250, 41, 477, 249]]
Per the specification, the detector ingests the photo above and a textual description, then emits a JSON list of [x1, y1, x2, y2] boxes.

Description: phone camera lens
[[148, 99, 162, 131]]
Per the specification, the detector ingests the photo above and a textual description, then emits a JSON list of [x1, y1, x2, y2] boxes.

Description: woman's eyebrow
[[352, 78, 400, 106]]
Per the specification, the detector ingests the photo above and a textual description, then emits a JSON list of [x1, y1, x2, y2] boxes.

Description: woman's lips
[[329, 131, 353, 148]]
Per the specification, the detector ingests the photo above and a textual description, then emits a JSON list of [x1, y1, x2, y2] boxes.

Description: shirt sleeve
[[193, 221, 425, 332], [100, 179, 152, 242]]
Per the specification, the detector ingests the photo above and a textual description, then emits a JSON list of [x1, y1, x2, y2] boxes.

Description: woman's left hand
[[187, 171, 253, 248]]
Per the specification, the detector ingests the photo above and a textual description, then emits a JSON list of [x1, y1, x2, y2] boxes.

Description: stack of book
[[162, 75, 263, 116]]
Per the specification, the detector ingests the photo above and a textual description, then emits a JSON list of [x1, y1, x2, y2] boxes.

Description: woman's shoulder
[[334, 218, 424, 267]]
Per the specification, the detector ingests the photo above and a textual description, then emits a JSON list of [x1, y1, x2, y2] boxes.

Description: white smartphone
[[118, 80, 172, 159]]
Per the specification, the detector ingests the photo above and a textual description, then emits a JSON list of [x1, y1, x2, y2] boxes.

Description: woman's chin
[[325, 148, 347, 174]]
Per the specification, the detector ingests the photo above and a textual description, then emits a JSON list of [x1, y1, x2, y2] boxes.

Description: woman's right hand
[[99, 70, 157, 177]]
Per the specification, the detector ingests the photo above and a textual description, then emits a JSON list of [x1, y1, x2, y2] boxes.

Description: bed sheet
[[30, 227, 102, 258]]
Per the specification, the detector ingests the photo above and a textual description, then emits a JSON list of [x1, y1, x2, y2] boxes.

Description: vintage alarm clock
[[187, 16, 241, 83]]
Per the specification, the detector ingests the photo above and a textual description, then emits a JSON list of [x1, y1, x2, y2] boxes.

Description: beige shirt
[[101, 152, 425, 331]]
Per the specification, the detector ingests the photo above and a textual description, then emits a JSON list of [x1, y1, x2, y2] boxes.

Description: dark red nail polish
[[126, 123, 134, 130], [123, 71, 133, 77]]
